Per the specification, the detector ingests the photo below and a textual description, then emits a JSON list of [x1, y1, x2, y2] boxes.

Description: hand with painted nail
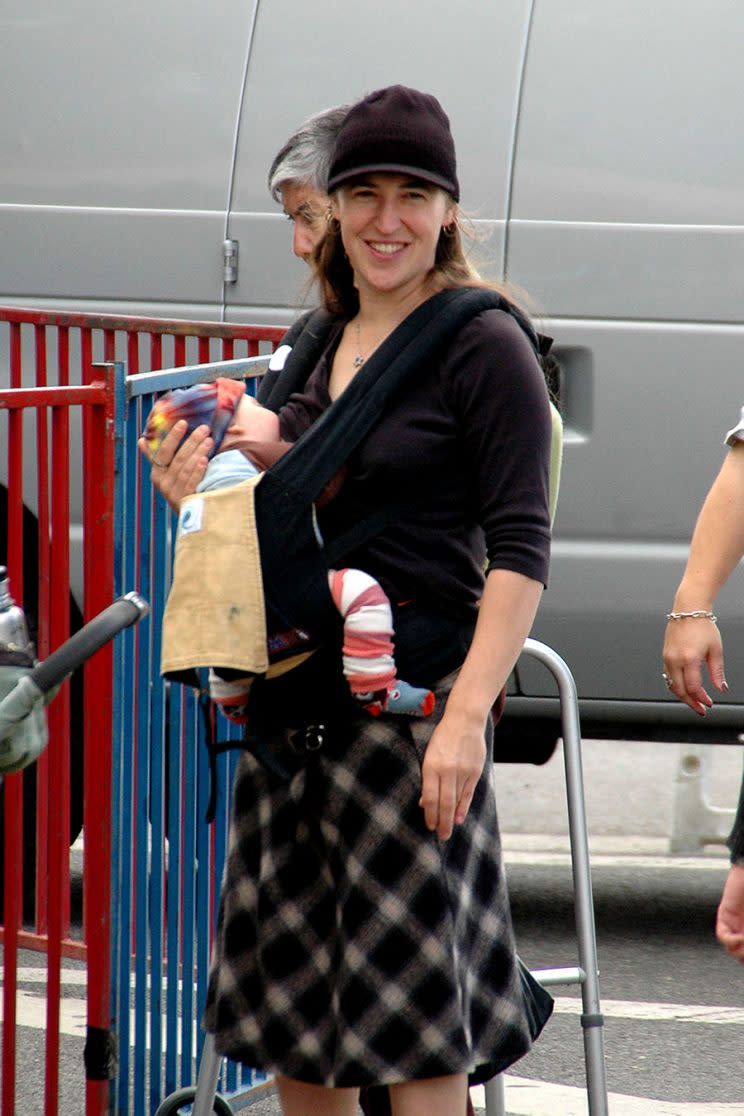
[[662, 615, 726, 716]]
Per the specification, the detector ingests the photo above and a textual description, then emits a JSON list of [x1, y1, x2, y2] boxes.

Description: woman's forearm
[[445, 568, 544, 726], [673, 443, 744, 609]]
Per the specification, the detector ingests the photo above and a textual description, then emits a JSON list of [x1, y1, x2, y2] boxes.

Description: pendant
[[353, 354, 365, 369]]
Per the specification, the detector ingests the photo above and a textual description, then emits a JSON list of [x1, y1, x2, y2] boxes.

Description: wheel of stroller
[[153, 1087, 234, 1115]]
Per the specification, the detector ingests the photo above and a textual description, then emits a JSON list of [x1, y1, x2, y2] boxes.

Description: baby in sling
[[142, 377, 434, 723]]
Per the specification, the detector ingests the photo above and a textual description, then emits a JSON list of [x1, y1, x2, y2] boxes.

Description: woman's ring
[[662, 672, 674, 690]]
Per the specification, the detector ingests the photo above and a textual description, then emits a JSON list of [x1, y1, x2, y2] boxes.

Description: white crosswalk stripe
[[0, 988, 86, 1038], [0, 967, 86, 1038], [553, 996, 744, 1027], [471, 1078, 744, 1115], [503, 850, 730, 872]]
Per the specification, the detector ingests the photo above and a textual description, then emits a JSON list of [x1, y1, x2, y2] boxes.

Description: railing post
[[1, 350, 24, 1116], [83, 363, 120, 1116]]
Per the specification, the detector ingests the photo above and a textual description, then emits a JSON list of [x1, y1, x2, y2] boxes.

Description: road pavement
[[3, 738, 744, 1114]]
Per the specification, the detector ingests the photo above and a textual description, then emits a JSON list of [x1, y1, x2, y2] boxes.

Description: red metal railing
[[0, 372, 115, 1116], [0, 306, 285, 379], [0, 307, 285, 1116]]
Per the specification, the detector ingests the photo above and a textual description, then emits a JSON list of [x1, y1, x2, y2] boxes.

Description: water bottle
[[0, 566, 45, 773], [0, 586, 147, 773], [0, 566, 34, 663]]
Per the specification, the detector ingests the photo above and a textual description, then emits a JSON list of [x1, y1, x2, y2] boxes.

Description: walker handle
[[30, 592, 149, 696]]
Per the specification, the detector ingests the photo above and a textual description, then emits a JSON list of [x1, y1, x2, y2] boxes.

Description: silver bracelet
[[666, 609, 717, 622]]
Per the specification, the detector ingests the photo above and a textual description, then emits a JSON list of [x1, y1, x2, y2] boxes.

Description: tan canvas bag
[[160, 477, 270, 679]]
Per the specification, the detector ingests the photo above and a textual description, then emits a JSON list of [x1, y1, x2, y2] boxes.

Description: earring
[[442, 222, 457, 238]]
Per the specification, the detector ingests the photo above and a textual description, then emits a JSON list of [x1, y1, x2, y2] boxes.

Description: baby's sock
[[208, 668, 252, 724], [361, 680, 436, 718], [328, 568, 434, 718]]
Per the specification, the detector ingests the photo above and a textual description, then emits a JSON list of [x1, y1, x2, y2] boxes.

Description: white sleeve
[[724, 404, 744, 447], [268, 344, 292, 372]]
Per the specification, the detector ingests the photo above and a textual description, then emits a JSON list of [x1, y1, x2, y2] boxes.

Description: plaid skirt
[[203, 673, 534, 1087]]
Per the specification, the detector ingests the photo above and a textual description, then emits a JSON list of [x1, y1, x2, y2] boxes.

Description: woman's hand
[[716, 863, 744, 962], [419, 706, 487, 841], [662, 618, 726, 716], [418, 569, 543, 841], [137, 420, 212, 512]]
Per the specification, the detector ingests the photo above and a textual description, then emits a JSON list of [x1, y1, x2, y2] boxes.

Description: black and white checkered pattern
[[204, 677, 533, 1087]]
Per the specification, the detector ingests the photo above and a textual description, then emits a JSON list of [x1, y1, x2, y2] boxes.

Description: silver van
[[2, 0, 744, 746]]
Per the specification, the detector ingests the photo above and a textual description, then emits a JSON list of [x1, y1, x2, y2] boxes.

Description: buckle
[[289, 724, 326, 754]]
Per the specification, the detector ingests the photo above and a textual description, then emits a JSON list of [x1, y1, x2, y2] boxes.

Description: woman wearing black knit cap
[[203, 85, 554, 1115]]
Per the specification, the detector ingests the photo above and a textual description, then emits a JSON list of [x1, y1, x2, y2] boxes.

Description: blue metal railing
[[111, 356, 271, 1114]]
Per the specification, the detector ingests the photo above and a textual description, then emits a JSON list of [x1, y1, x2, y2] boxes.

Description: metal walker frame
[[484, 638, 609, 1116], [154, 637, 609, 1116]]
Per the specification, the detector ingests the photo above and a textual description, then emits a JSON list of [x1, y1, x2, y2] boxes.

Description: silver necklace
[[353, 318, 365, 369]]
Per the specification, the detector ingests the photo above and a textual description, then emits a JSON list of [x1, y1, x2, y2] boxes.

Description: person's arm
[[663, 441, 744, 713], [716, 864, 744, 962], [716, 770, 744, 948], [666, 439, 744, 953], [137, 421, 213, 513], [419, 567, 543, 842], [418, 312, 551, 841]]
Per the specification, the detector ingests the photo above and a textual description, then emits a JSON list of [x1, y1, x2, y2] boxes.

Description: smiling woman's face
[[333, 173, 455, 301]]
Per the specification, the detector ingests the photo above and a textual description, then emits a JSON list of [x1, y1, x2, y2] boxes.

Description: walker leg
[[523, 638, 610, 1116], [193, 1033, 225, 1116], [484, 1074, 506, 1116], [584, 1025, 609, 1116]]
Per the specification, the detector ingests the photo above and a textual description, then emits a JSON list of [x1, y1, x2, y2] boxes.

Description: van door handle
[[223, 239, 239, 284]]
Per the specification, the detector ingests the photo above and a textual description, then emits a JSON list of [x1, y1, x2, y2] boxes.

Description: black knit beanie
[[327, 85, 459, 201]]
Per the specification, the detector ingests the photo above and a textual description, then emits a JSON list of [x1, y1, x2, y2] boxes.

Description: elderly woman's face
[[280, 182, 329, 262], [333, 173, 455, 299]]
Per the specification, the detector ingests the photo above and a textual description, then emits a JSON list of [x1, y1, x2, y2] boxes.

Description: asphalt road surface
[[3, 738, 744, 1115]]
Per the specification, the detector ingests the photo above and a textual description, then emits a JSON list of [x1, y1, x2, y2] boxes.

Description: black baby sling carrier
[[254, 286, 543, 646], [160, 286, 544, 808]]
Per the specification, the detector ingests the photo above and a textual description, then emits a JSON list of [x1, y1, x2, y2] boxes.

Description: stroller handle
[[30, 592, 149, 696]]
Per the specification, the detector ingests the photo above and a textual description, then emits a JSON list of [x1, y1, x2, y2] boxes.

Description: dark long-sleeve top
[[278, 307, 552, 624]]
